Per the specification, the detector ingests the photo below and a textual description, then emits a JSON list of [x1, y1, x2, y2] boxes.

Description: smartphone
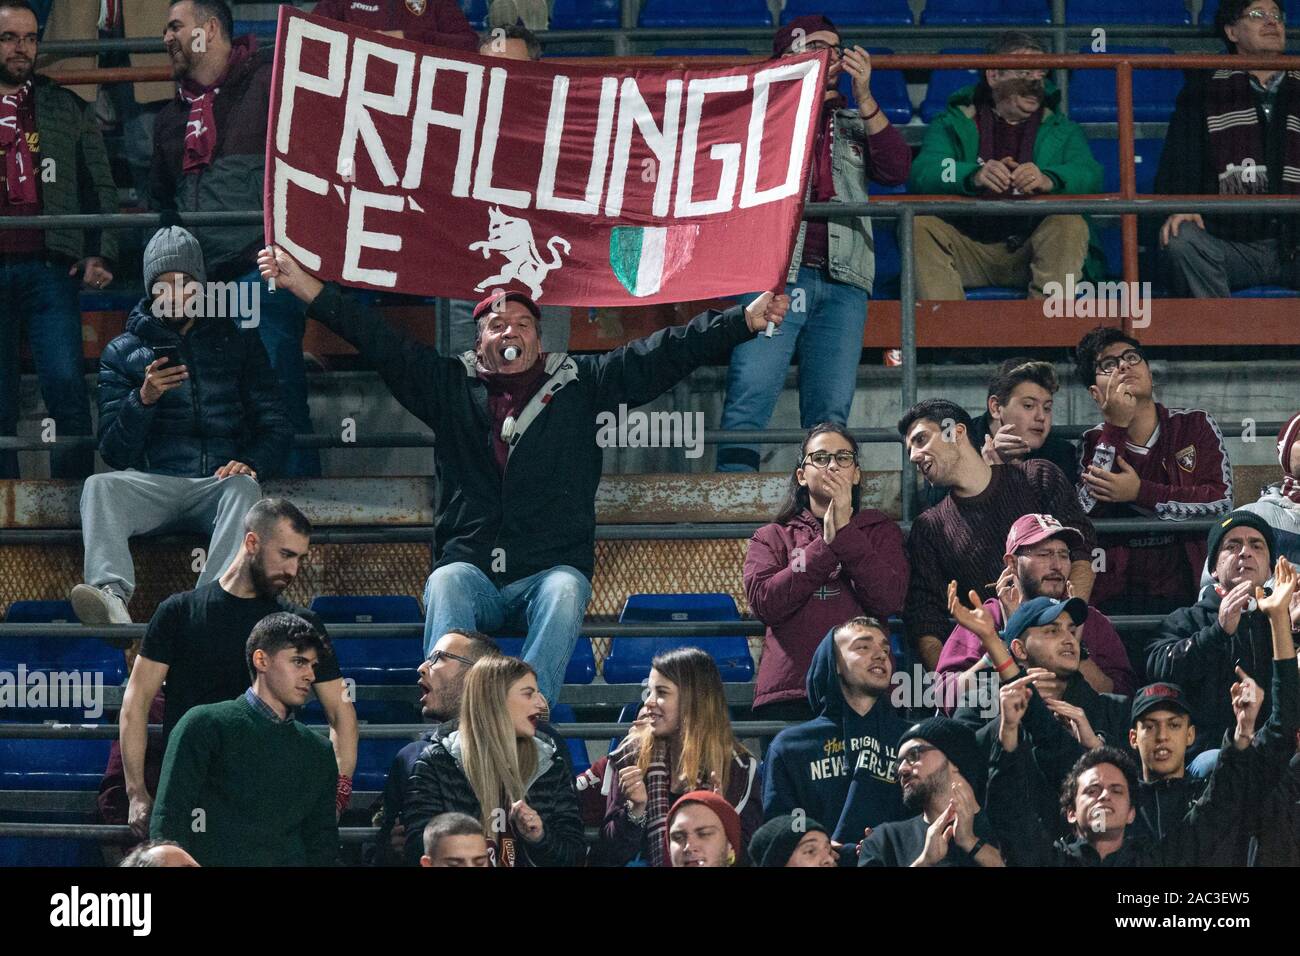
[[152, 345, 183, 368]]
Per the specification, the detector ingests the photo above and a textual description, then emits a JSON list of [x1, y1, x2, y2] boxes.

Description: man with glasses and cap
[[1074, 325, 1233, 617]]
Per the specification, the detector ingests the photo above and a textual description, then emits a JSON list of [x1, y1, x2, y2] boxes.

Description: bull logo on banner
[[469, 206, 571, 300]]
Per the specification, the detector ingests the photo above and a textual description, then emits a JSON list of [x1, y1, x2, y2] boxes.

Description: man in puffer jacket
[[70, 226, 291, 626]]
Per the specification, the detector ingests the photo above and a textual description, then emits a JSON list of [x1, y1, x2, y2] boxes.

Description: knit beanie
[[772, 14, 838, 57], [143, 226, 206, 292], [1206, 510, 1276, 572], [899, 716, 987, 801], [667, 790, 743, 860], [748, 813, 829, 867]]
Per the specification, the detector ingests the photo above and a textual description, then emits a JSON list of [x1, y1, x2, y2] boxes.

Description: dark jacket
[[858, 810, 998, 867], [1147, 591, 1276, 759], [306, 282, 756, 586], [401, 720, 585, 867], [922, 410, 1079, 510], [1154, 70, 1294, 245], [956, 673, 1130, 834], [988, 662, 1299, 866], [96, 300, 292, 477], [745, 508, 908, 708], [30, 76, 119, 265], [763, 629, 908, 857], [150, 39, 271, 279]]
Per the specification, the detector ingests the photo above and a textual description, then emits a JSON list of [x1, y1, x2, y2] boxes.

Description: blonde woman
[[593, 647, 763, 866], [401, 656, 584, 866]]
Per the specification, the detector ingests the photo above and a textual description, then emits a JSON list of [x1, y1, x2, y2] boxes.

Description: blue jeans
[[0, 258, 94, 478], [422, 562, 592, 704], [238, 267, 320, 477], [717, 266, 868, 471]]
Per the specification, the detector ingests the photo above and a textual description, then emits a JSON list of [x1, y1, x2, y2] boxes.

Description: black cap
[[748, 813, 830, 867], [1206, 510, 1275, 572], [1130, 682, 1192, 726]]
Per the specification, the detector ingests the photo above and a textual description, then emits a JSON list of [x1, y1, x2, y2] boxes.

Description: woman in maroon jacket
[[745, 423, 909, 720]]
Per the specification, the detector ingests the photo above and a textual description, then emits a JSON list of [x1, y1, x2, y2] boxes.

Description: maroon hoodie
[[745, 507, 908, 708]]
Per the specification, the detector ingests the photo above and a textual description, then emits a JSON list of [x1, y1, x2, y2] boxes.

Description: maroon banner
[[265, 7, 827, 306]]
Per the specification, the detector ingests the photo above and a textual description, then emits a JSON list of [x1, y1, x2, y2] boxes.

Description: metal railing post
[[1051, 0, 1069, 115], [898, 207, 918, 523], [1116, 59, 1140, 326]]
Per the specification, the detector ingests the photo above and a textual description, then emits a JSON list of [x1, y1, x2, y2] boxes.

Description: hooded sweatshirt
[[762, 628, 908, 852], [745, 507, 908, 708]]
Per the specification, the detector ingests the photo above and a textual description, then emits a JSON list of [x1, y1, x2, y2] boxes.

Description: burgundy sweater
[[745, 507, 909, 708], [1079, 403, 1232, 607], [904, 460, 1097, 652]]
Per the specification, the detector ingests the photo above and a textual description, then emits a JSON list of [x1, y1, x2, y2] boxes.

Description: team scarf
[[1205, 69, 1300, 195], [1278, 412, 1300, 504], [0, 81, 36, 206], [178, 37, 256, 172], [975, 96, 1043, 170]]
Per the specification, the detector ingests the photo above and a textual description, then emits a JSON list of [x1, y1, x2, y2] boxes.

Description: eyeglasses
[[803, 450, 858, 468], [786, 40, 844, 58], [0, 33, 38, 48], [425, 649, 475, 668], [1095, 349, 1144, 376], [1022, 548, 1072, 562], [898, 743, 937, 766], [1242, 9, 1285, 24]]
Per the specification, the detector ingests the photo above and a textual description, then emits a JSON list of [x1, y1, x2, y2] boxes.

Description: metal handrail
[[0, 720, 791, 739]]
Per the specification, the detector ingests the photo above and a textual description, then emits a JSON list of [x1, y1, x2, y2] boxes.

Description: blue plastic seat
[[352, 737, 412, 792], [965, 287, 1026, 300], [550, 0, 622, 29], [838, 48, 911, 124], [233, 18, 278, 41], [548, 703, 591, 775], [638, 0, 772, 27], [1198, 0, 1222, 25], [603, 594, 754, 684], [921, 0, 1050, 24], [1069, 46, 1181, 122], [0, 600, 126, 695], [457, 0, 489, 29], [492, 636, 598, 684], [781, 0, 913, 25], [308, 596, 423, 686], [0, 833, 102, 867], [1087, 137, 1164, 194], [1094, 224, 1124, 277], [869, 217, 901, 298], [920, 48, 982, 123], [0, 739, 112, 790], [1065, 0, 1191, 24], [1232, 286, 1300, 298]]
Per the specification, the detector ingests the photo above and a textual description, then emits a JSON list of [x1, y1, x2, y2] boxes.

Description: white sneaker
[[70, 584, 133, 625]]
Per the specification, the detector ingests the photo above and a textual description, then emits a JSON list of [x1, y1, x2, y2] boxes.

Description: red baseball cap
[[471, 290, 541, 323], [1005, 513, 1084, 557]]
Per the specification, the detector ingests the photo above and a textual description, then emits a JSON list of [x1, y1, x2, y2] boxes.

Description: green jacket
[[909, 83, 1106, 279], [31, 76, 119, 266]]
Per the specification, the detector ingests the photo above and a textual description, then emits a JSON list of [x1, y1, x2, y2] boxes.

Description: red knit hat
[[666, 790, 742, 862]]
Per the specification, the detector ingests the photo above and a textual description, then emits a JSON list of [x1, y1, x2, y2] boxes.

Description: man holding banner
[[259, 245, 789, 703]]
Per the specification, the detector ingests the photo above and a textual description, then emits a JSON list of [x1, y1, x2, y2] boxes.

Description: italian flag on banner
[[609, 225, 700, 298]]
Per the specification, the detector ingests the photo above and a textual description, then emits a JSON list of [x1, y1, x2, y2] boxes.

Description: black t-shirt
[[858, 811, 996, 867], [139, 581, 341, 736]]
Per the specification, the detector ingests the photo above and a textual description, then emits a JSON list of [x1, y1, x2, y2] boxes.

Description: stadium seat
[[1094, 224, 1124, 277], [1197, 0, 1222, 25], [0, 600, 125, 687], [308, 596, 423, 686], [457, 0, 489, 29], [550, 0, 623, 29], [602, 594, 755, 684], [869, 217, 902, 298], [492, 637, 598, 685], [1232, 286, 1300, 298], [232, 18, 278, 41], [352, 737, 411, 792], [1086, 137, 1164, 194], [0, 833, 101, 867], [920, 48, 982, 123], [548, 703, 592, 775], [1069, 46, 1183, 122], [839, 48, 911, 124], [653, 48, 752, 57], [965, 287, 1026, 300], [920, 0, 1051, 25], [0, 739, 112, 790], [780, 0, 913, 25], [1065, 0, 1191, 23], [638, 0, 772, 28]]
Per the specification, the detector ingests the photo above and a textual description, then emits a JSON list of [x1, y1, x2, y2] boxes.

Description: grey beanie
[[143, 226, 206, 292]]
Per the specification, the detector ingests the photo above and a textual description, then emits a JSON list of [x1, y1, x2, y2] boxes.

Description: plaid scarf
[[1205, 69, 1300, 195], [178, 37, 256, 173], [0, 82, 36, 206]]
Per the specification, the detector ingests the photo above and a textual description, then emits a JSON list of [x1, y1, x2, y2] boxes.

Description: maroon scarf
[[478, 357, 548, 473], [976, 101, 1042, 172], [809, 95, 845, 204], [0, 82, 37, 206], [179, 37, 256, 173], [1205, 69, 1300, 195]]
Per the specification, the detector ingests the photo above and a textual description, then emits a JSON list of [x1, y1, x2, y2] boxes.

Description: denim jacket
[[785, 109, 877, 295]]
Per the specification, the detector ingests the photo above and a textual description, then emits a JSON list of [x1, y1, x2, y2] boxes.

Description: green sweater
[[151, 696, 338, 866], [909, 83, 1107, 280]]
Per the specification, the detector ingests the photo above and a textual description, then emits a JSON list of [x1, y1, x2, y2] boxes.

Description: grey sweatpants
[[80, 470, 262, 602], [1162, 224, 1300, 297]]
